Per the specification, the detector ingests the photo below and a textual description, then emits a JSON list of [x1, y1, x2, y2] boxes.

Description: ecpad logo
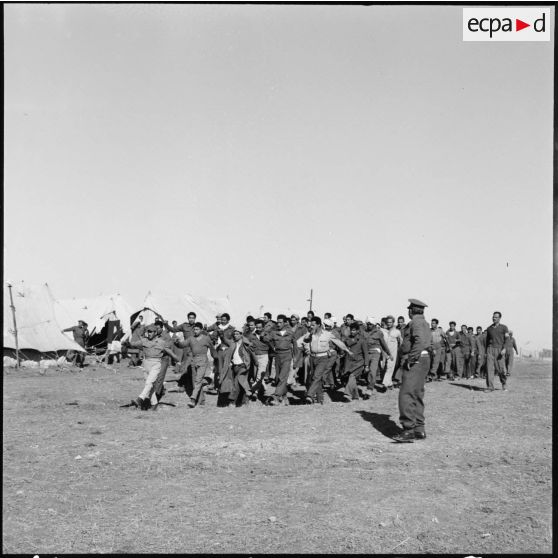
[[463, 8, 551, 41]]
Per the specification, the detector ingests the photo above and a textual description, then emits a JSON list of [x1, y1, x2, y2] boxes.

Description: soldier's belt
[[311, 351, 329, 358]]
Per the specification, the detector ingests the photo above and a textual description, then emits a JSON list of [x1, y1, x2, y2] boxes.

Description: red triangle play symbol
[[516, 19, 530, 32]]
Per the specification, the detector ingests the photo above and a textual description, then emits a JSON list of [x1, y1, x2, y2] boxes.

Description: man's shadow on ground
[[449, 382, 486, 391], [355, 411, 401, 439]]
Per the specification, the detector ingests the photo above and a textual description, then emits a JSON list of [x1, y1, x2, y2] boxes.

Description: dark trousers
[[107, 353, 121, 365], [231, 363, 251, 405], [486, 347, 506, 390], [273, 352, 292, 397], [462, 349, 472, 378], [476, 352, 486, 377], [399, 355, 429, 432], [307, 355, 330, 403], [344, 364, 364, 399]]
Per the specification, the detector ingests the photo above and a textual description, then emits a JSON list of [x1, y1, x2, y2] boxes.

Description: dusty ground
[[2, 358, 552, 554]]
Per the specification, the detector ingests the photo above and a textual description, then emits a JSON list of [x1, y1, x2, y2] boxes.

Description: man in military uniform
[[392, 299, 433, 443]]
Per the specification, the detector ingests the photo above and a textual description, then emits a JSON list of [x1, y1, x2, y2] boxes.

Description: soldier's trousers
[[273, 351, 293, 398], [505, 350, 514, 376], [486, 347, 506, 390], [366, 350, 382, 387], [307, 355, 330, 403], [399, 354, 429, 432], [445, 347, 463, 377]]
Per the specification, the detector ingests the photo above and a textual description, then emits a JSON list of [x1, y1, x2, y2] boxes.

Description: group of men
[[62, 301, 515, 442], [110, 301, 514, 442]]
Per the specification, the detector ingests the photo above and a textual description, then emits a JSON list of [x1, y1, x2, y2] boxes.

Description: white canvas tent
[[3, 282, 85, 358], [52, 292, 134, 337], [134, 291, 233, 328]]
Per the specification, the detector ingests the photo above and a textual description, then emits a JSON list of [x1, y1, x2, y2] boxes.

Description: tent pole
[[7, 283, 20, 368]]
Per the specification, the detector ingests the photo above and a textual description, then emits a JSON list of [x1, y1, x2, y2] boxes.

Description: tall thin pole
[[7, 283, 20, 368], [307, 289, 313, 312]]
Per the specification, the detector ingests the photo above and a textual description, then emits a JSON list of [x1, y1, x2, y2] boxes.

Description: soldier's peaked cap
[[407, 298, 428, 309]]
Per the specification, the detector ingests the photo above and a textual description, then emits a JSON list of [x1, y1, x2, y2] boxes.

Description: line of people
[[122, 308, 516, 411]]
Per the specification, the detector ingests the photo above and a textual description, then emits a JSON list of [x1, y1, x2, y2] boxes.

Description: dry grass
[[2, 359, 552, 553]]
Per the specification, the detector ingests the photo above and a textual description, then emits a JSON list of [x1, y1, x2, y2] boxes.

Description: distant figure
[[62, 320, 89, 368], [484, 311, 510, 392], [444, 321, 459, 380], [474, 326, 487, 378], [428, 319, 447, 381], [504, 330, 518, 377]]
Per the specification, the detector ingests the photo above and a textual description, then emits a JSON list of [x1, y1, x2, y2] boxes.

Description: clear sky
[[4, 4, 554, 349]]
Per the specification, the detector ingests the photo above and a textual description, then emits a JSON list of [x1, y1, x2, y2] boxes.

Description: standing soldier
[[62, 320, 89, 368], [428, 319, 448, 381], [484, 311, 510, 392], [392, 299, 433, 443], [504, 330, 518, 377]]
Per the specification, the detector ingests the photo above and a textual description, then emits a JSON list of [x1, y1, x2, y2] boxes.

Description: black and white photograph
[[3, 2, 554, 554]]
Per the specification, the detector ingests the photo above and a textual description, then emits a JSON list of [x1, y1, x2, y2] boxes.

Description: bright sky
[[4, 4, 554, 349]]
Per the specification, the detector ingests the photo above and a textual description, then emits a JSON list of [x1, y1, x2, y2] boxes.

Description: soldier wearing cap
[[62, 320, 89, 368], [392, 299, 433, 443]]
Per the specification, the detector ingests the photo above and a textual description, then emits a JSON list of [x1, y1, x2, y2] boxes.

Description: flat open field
[[3, 358, 552, 554]]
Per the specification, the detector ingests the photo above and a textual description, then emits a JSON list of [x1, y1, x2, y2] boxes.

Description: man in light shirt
[[297, 317, 353, 404], [381, 315, 400, 390]]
